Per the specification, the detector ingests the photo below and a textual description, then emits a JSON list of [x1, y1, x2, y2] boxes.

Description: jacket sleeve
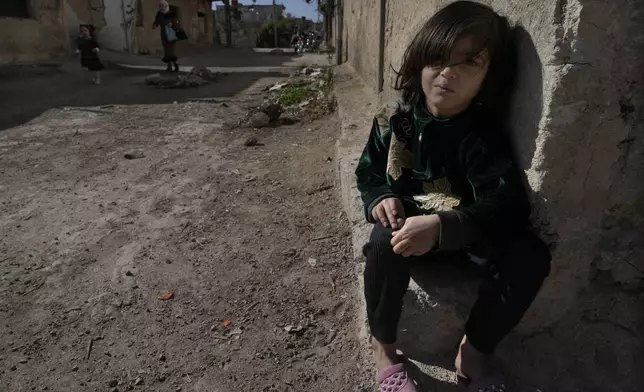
[[153, 11, 162, 27], [355, 117, 397, 223], [436, 132, 531, 250]]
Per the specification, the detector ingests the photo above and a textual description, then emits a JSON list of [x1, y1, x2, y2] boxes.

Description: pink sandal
[[378, 363, 420, 392]]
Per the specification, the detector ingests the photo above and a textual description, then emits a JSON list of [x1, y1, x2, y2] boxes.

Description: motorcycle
[[292, 31, 321, 53]]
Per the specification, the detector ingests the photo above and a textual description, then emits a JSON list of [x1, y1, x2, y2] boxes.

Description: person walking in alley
[[355, 2, 551, 391], [75, 24, 104, 85], [153, 0, 186, 72]]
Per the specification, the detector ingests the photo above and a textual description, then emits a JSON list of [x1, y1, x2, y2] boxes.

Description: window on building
[[136, 0, 144, 27], [0, 0, 30, 18]]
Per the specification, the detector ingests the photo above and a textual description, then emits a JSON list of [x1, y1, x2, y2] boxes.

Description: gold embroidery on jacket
[[386, 133, 412, 180], [413, 178, 461, 212]]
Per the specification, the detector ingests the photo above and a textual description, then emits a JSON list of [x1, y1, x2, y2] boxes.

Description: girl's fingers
[[384, 204, 399, 229], [373, 207, 389, 228], [402, 247, 415, 257], [392, 239, 410, 254]]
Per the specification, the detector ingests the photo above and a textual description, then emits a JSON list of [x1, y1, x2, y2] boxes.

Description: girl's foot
[[172, 63, 179, 72], [456, 335, 505, 390], [371, 335, 402, 372], [165, 64, 173, 72], [379, 363, 420, 392]]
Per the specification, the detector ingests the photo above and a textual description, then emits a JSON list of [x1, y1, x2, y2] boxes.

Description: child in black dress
[[76, 25, 105, 85]]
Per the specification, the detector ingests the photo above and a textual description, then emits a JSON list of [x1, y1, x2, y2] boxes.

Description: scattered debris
[[328, 275, 336, 292], [306, 184, 334, 195], [144, 73, 162, 85], [134, 377, 144, 386], [249, 112, 271, 128], [159, 353, 166, 362], [125, 270, 133, 277], [260, 102, 283, 121], [228, 327, 243, 338], [244, 137, 259, 147], [86, 338, 93, 360], [263, 67, 335, 122], [19, 358, 28, 364], [307, 258, 317, 267], [108, 380, 118, 388], [158, 290, 174, 301], [145, 72, 211, 89], [71, 365, 79, 372], [269, 81, 288, 92], [311, 234, 333, 241], [189, 65, 218, 81], [124, 151, 145, 160], [223, 320, 232, 327], [284, 325, 304, 334]]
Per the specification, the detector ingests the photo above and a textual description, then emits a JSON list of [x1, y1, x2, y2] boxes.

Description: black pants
[[363, 223, 551, 354]]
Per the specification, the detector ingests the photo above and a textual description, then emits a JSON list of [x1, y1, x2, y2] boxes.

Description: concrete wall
[[342, 0, 380, 92], [0, 0, 70, 64], [64, 0, 107, 43], [340, 0, 644, 390]]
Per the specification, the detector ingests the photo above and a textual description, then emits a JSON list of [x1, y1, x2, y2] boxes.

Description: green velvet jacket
[[355, 99, 531, 250]]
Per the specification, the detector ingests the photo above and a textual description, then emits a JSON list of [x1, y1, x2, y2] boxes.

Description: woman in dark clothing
[[75, 24, 104, 84], [153, 1, 181, 72]]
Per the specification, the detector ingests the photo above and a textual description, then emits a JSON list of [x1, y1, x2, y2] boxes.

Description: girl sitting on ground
[[355, 2, 551, 391]]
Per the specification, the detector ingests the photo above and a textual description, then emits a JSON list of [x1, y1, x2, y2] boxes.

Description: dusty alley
[[0, 53, 372, 392]]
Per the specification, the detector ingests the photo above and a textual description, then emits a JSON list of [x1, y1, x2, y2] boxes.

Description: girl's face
[[80, 27, 90, 38], [421, 35, 489, 118], [159, 1, 169, 13]]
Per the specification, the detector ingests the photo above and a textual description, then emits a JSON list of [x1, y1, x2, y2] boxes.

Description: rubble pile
[[144, 66, 219, 89]]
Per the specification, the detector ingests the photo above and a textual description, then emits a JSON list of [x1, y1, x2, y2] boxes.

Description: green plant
[[278, 81, 312, 106]]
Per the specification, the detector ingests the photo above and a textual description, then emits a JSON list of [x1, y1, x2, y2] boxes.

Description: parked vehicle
[[292, 30, 321, 53]]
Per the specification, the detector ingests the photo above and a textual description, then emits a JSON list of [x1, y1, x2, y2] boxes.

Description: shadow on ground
[[101, 44, 310, 68], [0, 64, 282, 131], [395, 259, 481, 391]]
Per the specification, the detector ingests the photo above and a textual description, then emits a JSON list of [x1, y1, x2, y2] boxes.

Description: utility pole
[[224, 0, 232, 47], [272, 0, 278, 48]]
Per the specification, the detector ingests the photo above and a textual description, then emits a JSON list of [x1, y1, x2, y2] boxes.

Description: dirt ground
[[0, 69, 372, 391]]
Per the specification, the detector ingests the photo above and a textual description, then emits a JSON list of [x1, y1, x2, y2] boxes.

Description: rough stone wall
[[64, 0, 107, 37], [341, 0, 380, 92], [341, 0, 644, 390], [0, 0, 69, 64]]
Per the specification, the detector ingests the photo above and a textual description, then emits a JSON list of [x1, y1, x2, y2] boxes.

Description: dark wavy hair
[[393, 1, 516, 116]]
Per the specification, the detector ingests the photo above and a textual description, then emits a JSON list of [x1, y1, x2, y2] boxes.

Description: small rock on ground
[[249, 112, 270, 128], [261, 102, 283, 121]]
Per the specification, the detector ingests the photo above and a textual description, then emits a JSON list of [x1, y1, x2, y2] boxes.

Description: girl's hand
[[168, 21, 173, 27], [391, 215, 441, 257], [372, 197, 406, 229]]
